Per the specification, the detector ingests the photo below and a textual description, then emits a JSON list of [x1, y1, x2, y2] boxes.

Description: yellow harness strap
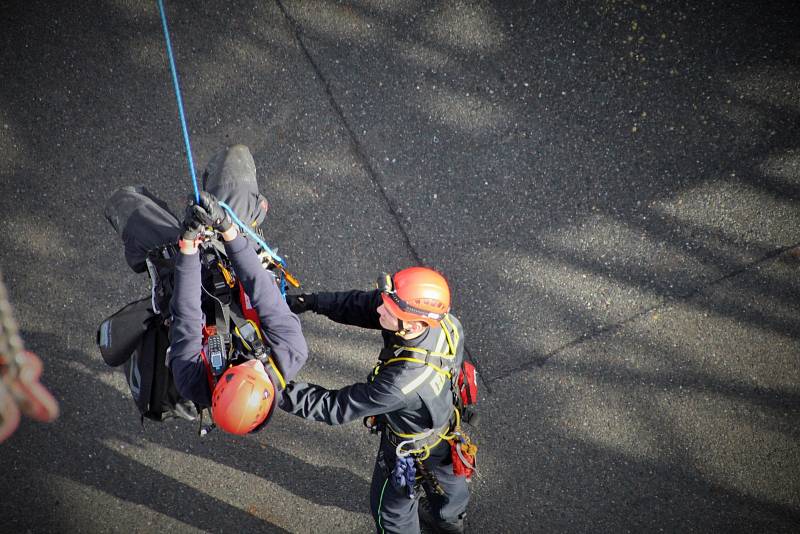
[[241, 320, 287, 390], [388, 415, 456, 460], [266, 355, 287, 389], [373, 314, 458, 395], [369, 315, 463, 458], [386, 357, 452, 379]]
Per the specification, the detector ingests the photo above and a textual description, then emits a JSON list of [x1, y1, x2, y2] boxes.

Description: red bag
[[457, 361, 478, 406], [451, 438, 477, 479]]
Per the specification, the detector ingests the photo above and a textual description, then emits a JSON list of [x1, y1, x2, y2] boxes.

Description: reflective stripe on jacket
[[279, 289, 464, 437]]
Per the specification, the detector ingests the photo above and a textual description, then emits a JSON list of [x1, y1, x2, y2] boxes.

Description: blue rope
[[156, 1, 290, 296], [220, 202, 288, 297], [219, 202, 284, 264], [157, 0, 200, 203]]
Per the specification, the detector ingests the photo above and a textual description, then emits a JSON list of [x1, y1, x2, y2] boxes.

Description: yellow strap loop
[[267, 356, 286, 389], [442, 314, 458, 353], [217, 263, 235, 288], [384, 357, 452, 379]]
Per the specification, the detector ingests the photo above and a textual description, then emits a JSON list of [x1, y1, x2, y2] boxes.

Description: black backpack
[[97, 295, 199, 423]]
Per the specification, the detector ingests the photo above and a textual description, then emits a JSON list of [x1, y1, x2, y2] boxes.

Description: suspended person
[[170, 190, 307, 433], [102, 144, 307, 434], [283, 269, 474, 534]]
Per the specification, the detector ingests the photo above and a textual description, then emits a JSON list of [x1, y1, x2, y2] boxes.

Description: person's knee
[[225, 144, 255, 170], [227, 144, 251, 157]]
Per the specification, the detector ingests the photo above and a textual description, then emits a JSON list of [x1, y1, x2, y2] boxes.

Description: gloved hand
[[191, 191, 232, 233], [285, 293, 317, 314], [180, 203, 204, 241]]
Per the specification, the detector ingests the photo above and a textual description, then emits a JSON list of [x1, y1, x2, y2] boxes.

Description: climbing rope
[[0, 271, 59, 443], [156, 0, 199, 203], [156, 0, 296, 293]]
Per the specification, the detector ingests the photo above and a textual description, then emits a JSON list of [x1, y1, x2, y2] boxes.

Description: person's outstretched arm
[[287, 289, 383, 330], [221, 227, 308, 382], [280, 365, 409, 425], [167, 239, 212, 406]]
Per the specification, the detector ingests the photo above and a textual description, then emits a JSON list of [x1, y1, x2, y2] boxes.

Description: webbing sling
[[231, 283, 287, 390], [198, 270, 287, 392]]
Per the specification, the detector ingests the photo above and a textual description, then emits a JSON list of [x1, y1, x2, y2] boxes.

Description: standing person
[[169, 191, 308, 434], [283, 268, 472, 533]]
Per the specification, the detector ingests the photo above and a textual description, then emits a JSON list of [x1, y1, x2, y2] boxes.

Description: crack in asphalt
[[489, 243, 800, 386], [275, 0, 421, 265], [276, 0, 796, 395], [275, 0, 494, 394]]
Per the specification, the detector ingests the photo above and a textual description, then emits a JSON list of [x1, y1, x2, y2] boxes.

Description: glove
[[193, 191, 232, 232], [285, 293, 316, 314], [180, 203, 204, 241]]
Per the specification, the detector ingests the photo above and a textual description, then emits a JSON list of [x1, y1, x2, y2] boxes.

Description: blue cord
[[157, 1, 290, 296], [219, 202, 284, 264], [157, 0, 200, 203], [219, 202, 288, 297]]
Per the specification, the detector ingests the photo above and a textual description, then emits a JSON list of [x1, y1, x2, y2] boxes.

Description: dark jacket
[[167, 234, 308, 406], [279, 289, 464, 436]]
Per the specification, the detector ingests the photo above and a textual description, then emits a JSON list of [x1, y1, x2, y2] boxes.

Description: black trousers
[[370, 432, 469, 533]]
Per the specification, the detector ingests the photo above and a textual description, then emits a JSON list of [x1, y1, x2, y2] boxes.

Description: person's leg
[[203, 144, 256, 192], [419, 443, 469, 533], [104, 185, 180, 273], [370, 443, 422, 534], [202, 144, 268, 229]]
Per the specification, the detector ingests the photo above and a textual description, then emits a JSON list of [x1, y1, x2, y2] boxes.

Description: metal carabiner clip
[[395, 428, 434, 458]]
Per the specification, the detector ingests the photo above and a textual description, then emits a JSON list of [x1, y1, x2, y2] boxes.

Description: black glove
[[285, 293, 317, 314], [191, 191, 232, 232], [180, 204, 204, 241]]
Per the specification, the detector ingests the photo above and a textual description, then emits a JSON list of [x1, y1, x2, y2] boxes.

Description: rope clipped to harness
[[218, 201, 300, 293], [390, 455, 417, 499]]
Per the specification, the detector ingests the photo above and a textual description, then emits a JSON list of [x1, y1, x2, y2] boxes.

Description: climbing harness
[[368, 314, 480, 492], [394, 427, 436, 459]]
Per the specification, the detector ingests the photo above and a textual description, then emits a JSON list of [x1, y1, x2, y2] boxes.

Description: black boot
[[418, 496, 465, 534]]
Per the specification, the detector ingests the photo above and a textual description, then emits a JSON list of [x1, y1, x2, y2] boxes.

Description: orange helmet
[[211, 360, 275, 435], [379, 267, 451, 328]]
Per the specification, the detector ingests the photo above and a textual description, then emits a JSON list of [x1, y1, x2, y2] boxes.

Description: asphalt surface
[[1, 0, 799, 532]]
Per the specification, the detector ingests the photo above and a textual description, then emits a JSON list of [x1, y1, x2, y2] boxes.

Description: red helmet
[[211, 360, 275, 435], [379, 267, 451, 328]]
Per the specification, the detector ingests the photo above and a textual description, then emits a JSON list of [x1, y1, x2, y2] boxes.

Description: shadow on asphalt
[[1, 0, 799, 531]]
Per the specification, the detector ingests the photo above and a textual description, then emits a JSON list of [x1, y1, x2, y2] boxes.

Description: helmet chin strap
[[396, 319, 408, 337], [396, 320, 428, 339]]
